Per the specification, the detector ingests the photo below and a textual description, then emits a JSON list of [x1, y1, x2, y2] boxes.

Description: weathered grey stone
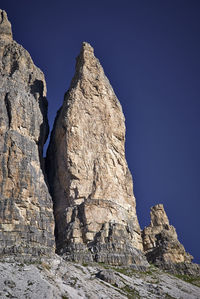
[[0, 9, 55, 256], [1, 257, 200, 299], [46, 42, 145, 265], [142, 204, 195, 274], [96, 269, 125, 288], [159, 261, 200, 277]]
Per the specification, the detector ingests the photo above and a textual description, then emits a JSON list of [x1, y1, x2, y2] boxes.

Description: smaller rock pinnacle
[[0, 10, 13, 41], [142, 204, 193, 265]]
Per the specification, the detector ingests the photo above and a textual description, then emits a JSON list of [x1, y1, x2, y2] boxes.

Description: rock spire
[[46, 42, 146, 266], [142, 204, 193, 265], [0, 10, 55, 256]]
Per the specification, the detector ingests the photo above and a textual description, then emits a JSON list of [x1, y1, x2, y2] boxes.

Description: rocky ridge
[[0, 9, 55, 256]]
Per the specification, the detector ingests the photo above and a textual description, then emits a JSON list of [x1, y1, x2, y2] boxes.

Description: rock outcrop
[[142, 204, 193, 268], [0, 10, 55, 256], [46, 42, 146, 266]]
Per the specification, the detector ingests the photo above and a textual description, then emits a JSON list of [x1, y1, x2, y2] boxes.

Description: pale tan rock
[[0, 10, 55, 256], [0, 10, 12, 42], [47, 42, 145, 265], [142, 204, 193, 265]]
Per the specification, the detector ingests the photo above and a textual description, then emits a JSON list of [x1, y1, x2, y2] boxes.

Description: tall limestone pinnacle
[[46, 42, 146, 265], [0, 10, 55, 256]]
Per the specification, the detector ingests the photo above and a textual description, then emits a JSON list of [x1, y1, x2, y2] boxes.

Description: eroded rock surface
[[0, 10, 55, 256], [46, 42, 145, 266], [142, 204, 198, 274], [0, 257, 200, 299]]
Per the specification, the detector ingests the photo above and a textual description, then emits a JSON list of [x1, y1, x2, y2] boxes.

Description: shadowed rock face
[[46, 42, 146, 266], [142, 204, 193, 266], [0, 10, 55, 256]]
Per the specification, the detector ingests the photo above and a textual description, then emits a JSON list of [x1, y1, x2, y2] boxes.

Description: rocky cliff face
[[0, 10, 55, 256], [46, 42, 146, 266], [142, 205, 194, 268], [0, 9, 199, 282]]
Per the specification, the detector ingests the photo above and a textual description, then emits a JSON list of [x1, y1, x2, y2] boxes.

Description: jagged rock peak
[[77, 42, 95, 62], [0, 10, 12, 41], [46, 42, 146, 266], [142, 204, 193, 266], [70, 41, 110, 92], [75, 42, 95, 68], [74, 42, 95, 76]]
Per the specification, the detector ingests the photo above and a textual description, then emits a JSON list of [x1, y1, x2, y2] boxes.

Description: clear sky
[[1, 1, 200, 263]]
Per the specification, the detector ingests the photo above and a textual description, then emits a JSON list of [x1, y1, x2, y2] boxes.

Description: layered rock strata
[[47, 42, 146, 266], [0, 10, 55, 256], [142, 204, 193, 267]]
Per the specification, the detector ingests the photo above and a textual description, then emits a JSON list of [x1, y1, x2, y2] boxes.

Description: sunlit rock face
[[0, 10, 55, 256], [142, 204, 193, 265], [46, 42, 146, 266]]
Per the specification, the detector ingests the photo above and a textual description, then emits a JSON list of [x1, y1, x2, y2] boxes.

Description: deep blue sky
[[1, 1, 200, 263]]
